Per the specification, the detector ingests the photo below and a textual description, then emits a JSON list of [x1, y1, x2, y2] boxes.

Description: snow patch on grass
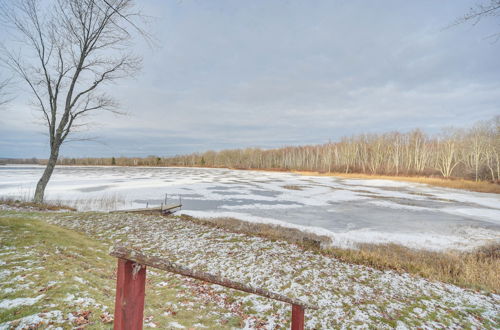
[[43, 212, 500, 328], [0, 294, 44, 309], [168, 321, 185, 328], [0, 310, 63, 330]]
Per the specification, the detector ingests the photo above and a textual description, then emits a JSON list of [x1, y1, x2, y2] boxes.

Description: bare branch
[[448, 0, 500, 41], [0, 76, 13, 107]]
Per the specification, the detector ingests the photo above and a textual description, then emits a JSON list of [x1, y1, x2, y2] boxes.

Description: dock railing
[[110, 246, 317, 330]]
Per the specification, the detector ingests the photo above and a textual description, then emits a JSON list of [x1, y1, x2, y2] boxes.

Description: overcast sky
[[1, 0, 499, 158]]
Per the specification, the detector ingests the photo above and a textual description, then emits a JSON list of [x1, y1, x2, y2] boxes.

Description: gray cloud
[[1, 0, 499, 158]]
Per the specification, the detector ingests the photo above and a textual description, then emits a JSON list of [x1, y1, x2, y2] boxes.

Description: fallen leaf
[[100, 312, 113, 324]]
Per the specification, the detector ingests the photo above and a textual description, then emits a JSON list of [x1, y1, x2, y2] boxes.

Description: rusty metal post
[[113, 259, 147, 330], [291, 304, 305, 330]]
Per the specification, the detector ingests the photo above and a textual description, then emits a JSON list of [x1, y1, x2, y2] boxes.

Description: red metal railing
[[111, 246, 317, 330]]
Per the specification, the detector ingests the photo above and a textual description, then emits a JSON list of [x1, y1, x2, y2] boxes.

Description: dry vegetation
[[0, 195, 126, 212], [326, 243, 500, 294], [179, 214, 331, 249], [0, 197, 76, 211], [293, 171, 500, 194], [178, 215, 500, 293]]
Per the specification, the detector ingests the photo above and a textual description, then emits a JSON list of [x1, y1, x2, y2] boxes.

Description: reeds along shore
[[293, 171, 500, 194]]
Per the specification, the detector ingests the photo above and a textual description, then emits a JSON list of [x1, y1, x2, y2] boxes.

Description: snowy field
[[1, 165, 499, 251], [43, 212, 500, 328], [2, 211, 499, 329]]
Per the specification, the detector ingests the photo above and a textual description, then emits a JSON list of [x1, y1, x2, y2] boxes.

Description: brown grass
[[0, 198, 76, 211], [293, 171, 500, 194], [177, 214, 500, 293], [325, 243, 500, 294], [178, 214, 331, 249]]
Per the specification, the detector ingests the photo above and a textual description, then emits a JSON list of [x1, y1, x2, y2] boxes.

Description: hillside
[[1, 208, 498, 329]]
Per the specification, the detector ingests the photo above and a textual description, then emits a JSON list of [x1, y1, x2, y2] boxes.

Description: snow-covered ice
[[1, 165, 499, 250]]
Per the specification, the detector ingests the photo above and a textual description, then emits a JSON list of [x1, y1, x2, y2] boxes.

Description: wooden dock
[[111, 203, 182, 215]]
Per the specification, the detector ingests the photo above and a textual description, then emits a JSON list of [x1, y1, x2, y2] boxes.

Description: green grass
[[0, 213, 245, 329], [0, 215, 114, 328]]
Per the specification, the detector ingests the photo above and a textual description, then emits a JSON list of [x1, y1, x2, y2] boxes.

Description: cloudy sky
[[1, 0, 499, 158]]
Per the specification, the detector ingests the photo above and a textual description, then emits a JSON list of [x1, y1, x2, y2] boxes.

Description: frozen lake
[[1, 165, 499, 251]]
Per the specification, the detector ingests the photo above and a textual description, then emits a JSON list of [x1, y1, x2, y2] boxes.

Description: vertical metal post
[[164, 193, 167, 205], [291, 304, 305, 330], [113, 259, 147, 330]]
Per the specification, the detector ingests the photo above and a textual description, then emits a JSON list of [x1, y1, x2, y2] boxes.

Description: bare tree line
[[52, 117, 500, 183]]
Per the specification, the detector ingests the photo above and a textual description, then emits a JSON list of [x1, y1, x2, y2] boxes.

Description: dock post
[[113, 259, 146, 330], [291, 304, 304, 330]]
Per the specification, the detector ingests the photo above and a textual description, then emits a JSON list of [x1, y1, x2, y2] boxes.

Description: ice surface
[[1, 165, 499, 250]]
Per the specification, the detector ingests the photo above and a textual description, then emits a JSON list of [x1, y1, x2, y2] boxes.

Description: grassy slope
[[0, 212, 243, 329], [0, 213, 114, 329], [1, 209, 499, 329], [41, 210, 500, 329]]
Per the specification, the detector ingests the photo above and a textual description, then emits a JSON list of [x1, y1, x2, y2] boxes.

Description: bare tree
[[0, 77, 12, 106], [435, 129, 461, 178], [483, 117, 500, 182], [0, 0, 145, 203], [453, 0, 500, 40]]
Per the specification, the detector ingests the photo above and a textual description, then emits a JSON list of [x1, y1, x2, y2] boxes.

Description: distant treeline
[[0, 158, 39, 165], [21, 117, 500, 182]]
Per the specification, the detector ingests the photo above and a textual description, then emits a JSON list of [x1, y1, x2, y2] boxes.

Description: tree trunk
[[33, 147, 59, 203]]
